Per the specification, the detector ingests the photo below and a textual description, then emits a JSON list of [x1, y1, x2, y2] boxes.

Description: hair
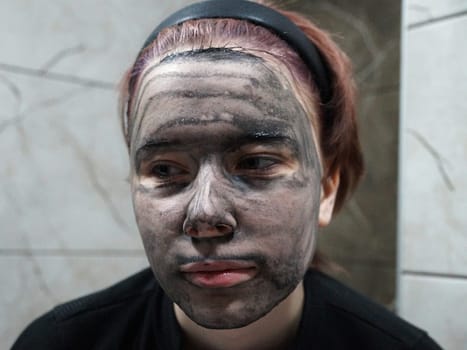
[[119, 1, 363, 213]]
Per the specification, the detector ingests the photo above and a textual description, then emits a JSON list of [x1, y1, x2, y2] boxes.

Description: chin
[[183, 304, 272, 329], [176, 281, 298, 330]]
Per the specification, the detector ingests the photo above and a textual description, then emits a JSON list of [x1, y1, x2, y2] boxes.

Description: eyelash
[[150, 162, 190, 186], [235, 155, 281, 174], [143, 154, 285, 189], [152, 164, 183, 177]]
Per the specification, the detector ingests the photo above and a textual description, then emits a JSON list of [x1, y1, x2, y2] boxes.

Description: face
[[129, 50, 323, 329]]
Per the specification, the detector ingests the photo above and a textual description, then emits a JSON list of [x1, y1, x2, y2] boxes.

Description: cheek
[[238, 180, 320, 251], [132, 190, 185, 248]]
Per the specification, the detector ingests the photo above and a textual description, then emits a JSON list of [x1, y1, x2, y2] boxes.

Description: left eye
[[236, 156, 278, 171]]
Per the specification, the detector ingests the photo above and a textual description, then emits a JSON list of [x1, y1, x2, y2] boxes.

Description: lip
[[180, 260, 258, 288]]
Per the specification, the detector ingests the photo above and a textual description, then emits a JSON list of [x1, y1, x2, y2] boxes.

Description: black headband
[[139, 0, 331, 104]]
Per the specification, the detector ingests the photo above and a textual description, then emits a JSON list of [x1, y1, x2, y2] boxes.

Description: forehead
[[130, 51, 313, 151]]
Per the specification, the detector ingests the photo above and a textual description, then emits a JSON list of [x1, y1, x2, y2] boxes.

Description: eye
[[151, 162, 188, 179], [237, 156, 278, 171], [137, 153, 194, 192]]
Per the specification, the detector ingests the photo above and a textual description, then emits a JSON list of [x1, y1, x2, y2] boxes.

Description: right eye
[[149, 162, 192, 187], [137, 153, 194, 192], [151, 163, 187, 179]]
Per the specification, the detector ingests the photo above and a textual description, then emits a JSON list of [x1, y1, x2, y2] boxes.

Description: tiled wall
[[398, 1, 467, 349], [0, 1, 195, 348]]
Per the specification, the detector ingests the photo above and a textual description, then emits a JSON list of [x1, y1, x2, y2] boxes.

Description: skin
[[129, 50, 338, 341]]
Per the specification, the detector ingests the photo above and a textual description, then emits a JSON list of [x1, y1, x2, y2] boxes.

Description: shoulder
[[11, 312, 58, 350], [12, 268, 160, 350], [52, 267, 157, 323], [300, 270, 442, 349]]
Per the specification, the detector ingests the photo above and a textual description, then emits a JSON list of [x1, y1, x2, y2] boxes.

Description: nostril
[[183, 221, 234, 237], [215, 223, 233, 235], [185, 226, 198, 237]]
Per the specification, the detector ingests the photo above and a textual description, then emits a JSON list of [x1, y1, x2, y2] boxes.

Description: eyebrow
[[227, 133, 299, 152], [134, 132, 299, 168]]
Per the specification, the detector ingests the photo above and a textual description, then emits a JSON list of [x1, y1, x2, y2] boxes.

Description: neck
[[174, 282, 304, 350]]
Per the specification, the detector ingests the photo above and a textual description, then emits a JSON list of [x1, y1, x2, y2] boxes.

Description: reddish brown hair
[[119, 2, 364, 213]]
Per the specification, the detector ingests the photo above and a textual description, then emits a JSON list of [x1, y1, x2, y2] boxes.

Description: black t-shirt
[[12, 268, 442, 349]]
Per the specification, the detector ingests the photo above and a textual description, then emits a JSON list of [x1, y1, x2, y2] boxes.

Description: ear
[[318, 171, 340, 227]]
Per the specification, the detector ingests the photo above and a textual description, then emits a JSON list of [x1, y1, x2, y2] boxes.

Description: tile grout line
[[0, 62, 116, 90], [402, 270, 467, 280], [408, 9, 467, 30]]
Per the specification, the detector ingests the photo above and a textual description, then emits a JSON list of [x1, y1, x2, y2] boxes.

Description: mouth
[[179, 260, 258, 288]]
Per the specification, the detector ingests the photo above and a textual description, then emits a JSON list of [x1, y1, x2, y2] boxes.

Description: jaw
[[173, 281, 305, 350]]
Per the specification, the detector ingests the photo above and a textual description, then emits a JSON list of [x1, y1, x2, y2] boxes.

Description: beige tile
[[0, 255, 148, 349], [400, 16, 467, 275], [0, 0, 198, 83], [399, 274, 467, 350], [406, 0, 467, 26]]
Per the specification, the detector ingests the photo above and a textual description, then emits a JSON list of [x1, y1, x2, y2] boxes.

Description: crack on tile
[[347, 197, 372, 230], [2, 185, 23, 216], [53, 123, 131, 233], [40, 44, 87, 74], [317, 2, 379, 57], [15, 226, 59, 304], [0, 87, 88, 249], [356, 40, 398, 84], [0, 87, 85, 135], [2, 176, 68, 250], [1, 185, 29, 248], [310, 3, 399, 90], [408, 129, 455, 191], [24, 87, 86, 113], [408, 4, 433, 21], [0, 74, 23, 114], [26, 253, 58, 303], [0, 112, 26, 135], [0, 62, 115, 90]]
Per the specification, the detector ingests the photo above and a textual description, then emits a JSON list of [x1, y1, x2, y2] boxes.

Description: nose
[[183, 167, 236, 239]]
